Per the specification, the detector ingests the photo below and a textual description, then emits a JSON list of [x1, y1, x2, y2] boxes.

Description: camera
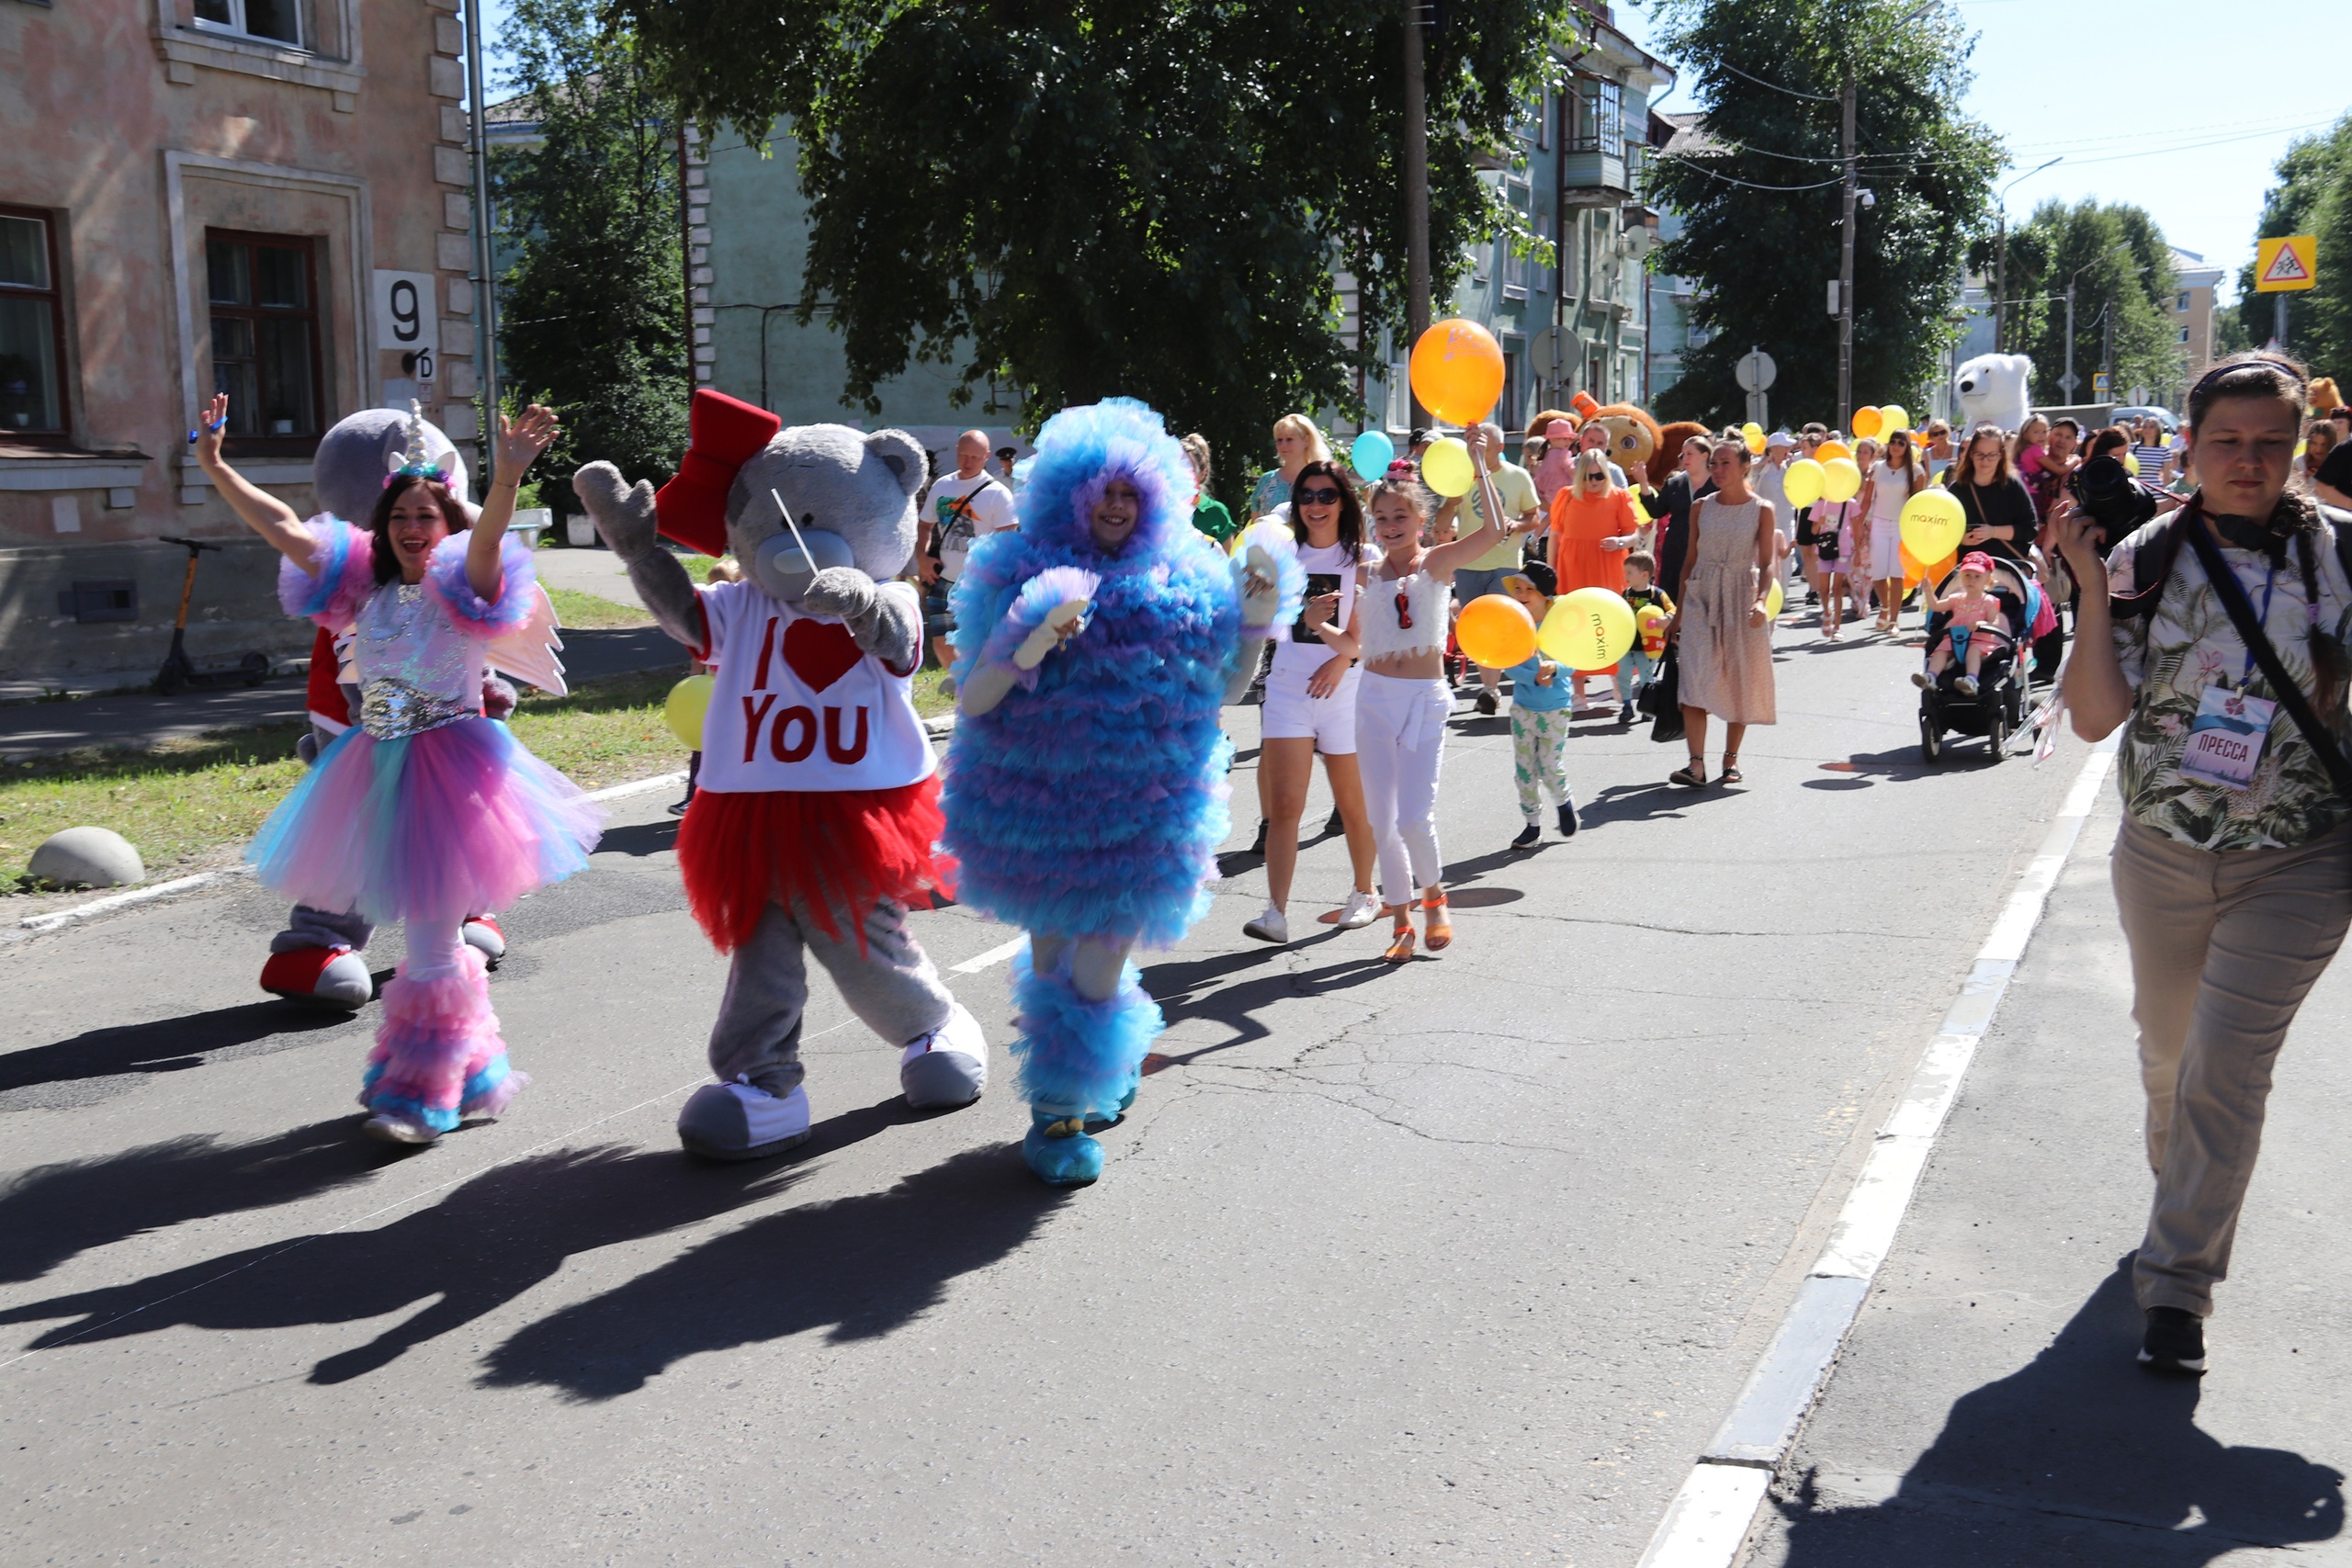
[[2066, 455, 2158, 543]]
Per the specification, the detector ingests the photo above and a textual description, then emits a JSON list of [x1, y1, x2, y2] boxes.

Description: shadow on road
[[594, 817, 681, 858], [478, 1144, 1066, 1400], [1770, 1259, 2344, 1564], [0, 1001, 362, 1112], [0, 1120, 388, 1283]]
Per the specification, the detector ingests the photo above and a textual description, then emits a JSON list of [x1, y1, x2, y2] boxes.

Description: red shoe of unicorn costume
[[573, 391, 988, 1160]]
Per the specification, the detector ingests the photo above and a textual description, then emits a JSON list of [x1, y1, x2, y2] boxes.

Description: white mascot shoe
[[899, 1001, 989, 1110], [677, 1078, 812, 1160]]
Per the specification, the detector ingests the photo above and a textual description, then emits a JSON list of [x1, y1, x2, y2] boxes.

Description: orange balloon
[[1851, 406, 1883, 439], [1816, 439, 1853, 463], [1453, 592, 1539, 670], [1409, 319, 1507, 425], [1898, 543, 1956, 589]]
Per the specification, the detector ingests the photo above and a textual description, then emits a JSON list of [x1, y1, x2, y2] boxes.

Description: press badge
[[2180, 683, 2275, 790]]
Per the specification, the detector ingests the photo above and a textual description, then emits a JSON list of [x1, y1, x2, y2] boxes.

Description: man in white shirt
[[917, 429, 1017, 672]]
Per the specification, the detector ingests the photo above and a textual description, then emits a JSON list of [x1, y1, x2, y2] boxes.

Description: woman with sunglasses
[[1354, 428, 1509, 962], [1242, 462, 1381, 943], [1667, 434, 1779, 786], [1546, 447, 1644, 713]]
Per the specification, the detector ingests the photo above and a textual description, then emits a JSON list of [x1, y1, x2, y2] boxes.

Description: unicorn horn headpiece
[[386, 400, 451, 488]]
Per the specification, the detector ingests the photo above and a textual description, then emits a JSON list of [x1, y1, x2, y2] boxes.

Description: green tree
[[618, 0, 1577, 504], [1645, 0, 2000, 430], [2234, 114, 2352, 380], [494, 0, 687, 518], [2001, 198, 2177, 406]]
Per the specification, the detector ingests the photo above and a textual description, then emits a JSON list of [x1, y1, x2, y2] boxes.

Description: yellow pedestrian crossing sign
[[2256, 234, 2316, 292]]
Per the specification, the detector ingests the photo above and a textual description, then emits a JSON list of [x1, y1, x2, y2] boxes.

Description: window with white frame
[[192, 0, 305, 49], [0, 208, 68, 437], [1567, 76, 1624, 157]]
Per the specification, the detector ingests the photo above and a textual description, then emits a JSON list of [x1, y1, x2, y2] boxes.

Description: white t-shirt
[[1868, 460, 1913, 524], [928, 472, 1016, 581], [693, 579, 935, 794], [1273, 540, 1366, 678]]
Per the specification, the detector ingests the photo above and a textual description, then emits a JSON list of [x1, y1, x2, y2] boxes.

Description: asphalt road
[[2, 607, 2086, 1565]]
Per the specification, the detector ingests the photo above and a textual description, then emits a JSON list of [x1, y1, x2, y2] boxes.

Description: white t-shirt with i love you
[[694, 579, 935, 794]]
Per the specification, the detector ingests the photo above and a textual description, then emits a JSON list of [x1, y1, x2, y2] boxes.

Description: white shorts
[[1864, 519, 1905, 581], [1261, 660, 1361, 752]]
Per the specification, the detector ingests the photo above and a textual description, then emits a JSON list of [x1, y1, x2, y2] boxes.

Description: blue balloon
[[1351, 429, 1396, 478]]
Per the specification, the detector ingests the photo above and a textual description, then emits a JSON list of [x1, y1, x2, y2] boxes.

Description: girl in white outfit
[[1355, 427, 1507, 963], [1858, 430, 1925, 634], [1244, 460, 1380, 943]]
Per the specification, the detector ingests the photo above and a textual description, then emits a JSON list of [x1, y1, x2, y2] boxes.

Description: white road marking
[[582, 770, 689, 803], [17, 865, 255, 934], [1634, 738, 2120, 1568], [950, 936, 1026, 975]]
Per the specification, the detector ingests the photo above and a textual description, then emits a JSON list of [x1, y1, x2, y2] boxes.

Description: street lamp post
[[1403, 0, 1430, 424], [1837, 0, 1939, 430], [1992, 156, 2062, 354], [2061, 242, 2132, 403]]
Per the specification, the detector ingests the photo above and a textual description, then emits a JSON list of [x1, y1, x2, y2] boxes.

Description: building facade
[[0, 0, 482, 685], [2170, 246, 2224, 400]]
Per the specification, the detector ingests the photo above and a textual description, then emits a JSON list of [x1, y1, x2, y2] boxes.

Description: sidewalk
[[0, 626, 685, 761], [1745, 784, 2352, 1563]]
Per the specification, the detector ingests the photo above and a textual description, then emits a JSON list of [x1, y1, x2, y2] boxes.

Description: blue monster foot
[[1023, 1111, 1103, 1187]]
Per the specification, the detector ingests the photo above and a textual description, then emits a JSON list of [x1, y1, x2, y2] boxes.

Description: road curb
[[1634, 738, 2120, 1568]]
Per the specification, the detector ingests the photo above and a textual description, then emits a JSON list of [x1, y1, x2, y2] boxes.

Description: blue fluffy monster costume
[[944, 399, 1298, 1185]]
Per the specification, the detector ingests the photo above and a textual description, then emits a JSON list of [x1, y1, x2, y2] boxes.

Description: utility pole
[[1992, 158, 2063, 355], [1836, 74, 1857, 431], [2061, 278, 2076, 401], [463, 0, 502, 488], [1403, 0, 1430, 424]]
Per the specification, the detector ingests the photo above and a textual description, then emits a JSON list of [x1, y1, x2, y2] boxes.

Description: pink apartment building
[[0, 0, 484, 684]]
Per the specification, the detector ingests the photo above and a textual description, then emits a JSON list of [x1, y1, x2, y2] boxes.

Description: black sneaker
[[1510, 823, 1541, 851], [2138, 1306, 2207, 1374], [1475, 689, 1498, 716], [1248, 818, 1270, 856], [1556, 803, 1579, 838]]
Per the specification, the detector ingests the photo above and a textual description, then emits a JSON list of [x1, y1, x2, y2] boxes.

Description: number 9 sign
[[372, 268, 439, 358]]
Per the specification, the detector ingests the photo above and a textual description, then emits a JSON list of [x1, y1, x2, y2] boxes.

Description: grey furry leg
[[800, 897, 956, 1044], [274, 905, 375, 953], [705, 901, 811, 1099]]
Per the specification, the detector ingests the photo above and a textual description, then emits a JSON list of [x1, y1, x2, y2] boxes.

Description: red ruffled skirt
[[676, 780, 955, 953]]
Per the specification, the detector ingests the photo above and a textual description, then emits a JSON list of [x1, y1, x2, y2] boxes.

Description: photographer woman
[[2052, 352, 2352, 1376]]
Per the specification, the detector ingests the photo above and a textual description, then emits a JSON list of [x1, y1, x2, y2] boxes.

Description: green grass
[[544, 585, 654, 629], [4, 662, 956, 892]]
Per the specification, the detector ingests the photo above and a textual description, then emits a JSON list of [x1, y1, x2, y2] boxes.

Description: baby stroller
[[1917, 556, 2038, 764]]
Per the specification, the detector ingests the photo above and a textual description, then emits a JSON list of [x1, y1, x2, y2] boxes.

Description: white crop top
[[1356, 562, 1450, 663]]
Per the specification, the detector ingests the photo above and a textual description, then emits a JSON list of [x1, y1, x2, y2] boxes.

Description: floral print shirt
[[2107, 515, 2352, 852]]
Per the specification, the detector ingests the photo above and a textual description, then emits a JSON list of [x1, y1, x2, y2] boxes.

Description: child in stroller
[[1913, 551, 2040, 762]]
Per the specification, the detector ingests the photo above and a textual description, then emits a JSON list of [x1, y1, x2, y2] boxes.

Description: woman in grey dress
[[1668, 434, 1779, 785]]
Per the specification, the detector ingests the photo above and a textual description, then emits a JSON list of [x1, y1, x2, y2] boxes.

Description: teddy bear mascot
[[572, 390, 989, 1160], [258, 405, 555, 1009], [942, 398, 1299, 1187]]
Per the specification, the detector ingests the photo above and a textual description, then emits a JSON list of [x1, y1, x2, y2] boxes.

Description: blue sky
[[471, 0, 2336, 300], [1615, 0, 2340, 298]]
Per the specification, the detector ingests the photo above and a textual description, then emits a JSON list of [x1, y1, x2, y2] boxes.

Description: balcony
[[1561, 147, 1629, 206]]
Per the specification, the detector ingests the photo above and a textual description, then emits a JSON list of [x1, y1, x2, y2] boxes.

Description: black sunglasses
[[1297, 485, 1344, 505]]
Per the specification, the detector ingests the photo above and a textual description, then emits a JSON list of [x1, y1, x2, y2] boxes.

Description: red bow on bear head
[[654, 389, 783, 558]]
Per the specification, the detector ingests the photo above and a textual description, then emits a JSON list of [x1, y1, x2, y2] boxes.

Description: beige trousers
[[2110, 817, 2352, 1316]]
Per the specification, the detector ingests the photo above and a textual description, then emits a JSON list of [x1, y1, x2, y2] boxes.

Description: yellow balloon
[[1898, 488, 1966, 563], [1816, 439, 1853, 463], [1539, 587, 1636, 671], [1822, 457, 1863, 504], [1455, 593, 1539, 669], [1744, 426, 1767, 455], [1765, 577, 1785, 619], [1782, 457, 1826, 508], [1878, 403, 1909, 434], [1851, 406, 1883, 439], [663, 673, 715, 750], [2123, 453, 2140, 476], [1421, 436, 1476, 498]]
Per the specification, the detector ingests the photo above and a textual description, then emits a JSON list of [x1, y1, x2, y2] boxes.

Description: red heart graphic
[[781, 617, 865, 692]]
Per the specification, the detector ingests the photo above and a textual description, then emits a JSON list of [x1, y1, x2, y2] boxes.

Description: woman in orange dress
[[1546, 449, 1643, 706]]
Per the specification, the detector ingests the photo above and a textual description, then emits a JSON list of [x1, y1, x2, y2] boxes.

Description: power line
[[1709, 58, 1837, 102]]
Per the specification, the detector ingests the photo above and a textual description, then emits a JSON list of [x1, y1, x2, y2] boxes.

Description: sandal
[[1382, 919, 1417, 964], [1668, 753, 1708, 788], [1720, 751, 1744, 784], [1422, 890, 1453, 952]]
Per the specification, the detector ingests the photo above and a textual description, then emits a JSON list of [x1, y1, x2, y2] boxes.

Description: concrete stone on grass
[[28, 826, 145, 889]]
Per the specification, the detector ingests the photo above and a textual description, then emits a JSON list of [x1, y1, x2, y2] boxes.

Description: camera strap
[[2182, 511, 2352, 801]]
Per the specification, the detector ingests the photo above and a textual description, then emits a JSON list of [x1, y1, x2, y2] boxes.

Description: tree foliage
[[1645, 0, 1999, 430], [618, 0, 1577, 503], [494, 0, 688, 516], [2234, 114, 2352, 381], [1997, 199, 2177, 405]]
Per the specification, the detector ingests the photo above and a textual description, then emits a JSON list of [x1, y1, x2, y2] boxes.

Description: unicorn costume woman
[[944, 398, 1295, 1185], [226, 405, 602, 1143]]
